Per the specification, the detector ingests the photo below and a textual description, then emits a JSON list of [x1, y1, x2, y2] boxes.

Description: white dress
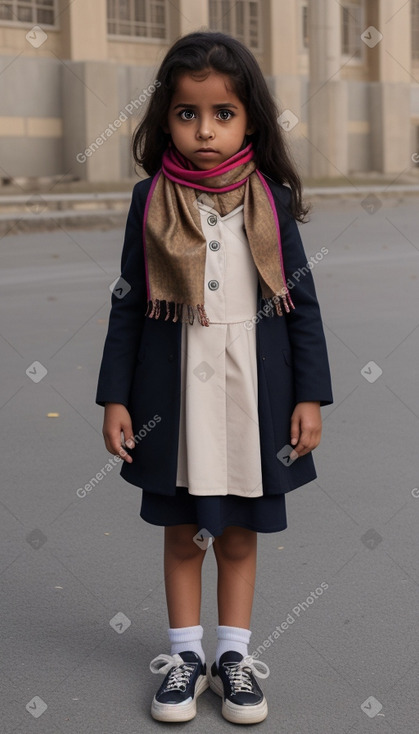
[[176, 200, 264, 498]]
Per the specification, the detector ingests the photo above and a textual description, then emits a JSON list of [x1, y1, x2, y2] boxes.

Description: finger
[[103, 427, 133, 464], [118, 445, 133, 464], [103, 429, 119, 455], [294, 427, 321, 457], [119, 421, 135, 463], [290, 415, 300, 447], [293, 427, 312, 457], [121, 420, 135, 449]]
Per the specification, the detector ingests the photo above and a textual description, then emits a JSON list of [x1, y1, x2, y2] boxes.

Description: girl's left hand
[[289, 401, 322, 458]]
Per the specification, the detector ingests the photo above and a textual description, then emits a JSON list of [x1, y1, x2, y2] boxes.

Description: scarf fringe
[[146, 299, 210, 326], [260, 291, 295, 317], [145, 294, 294, 325], [275, 290, 294, 315]]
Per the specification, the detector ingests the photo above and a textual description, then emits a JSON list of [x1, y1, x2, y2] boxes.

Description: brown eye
[[217, 110, 233, 121], [179, 110, 195, 120]]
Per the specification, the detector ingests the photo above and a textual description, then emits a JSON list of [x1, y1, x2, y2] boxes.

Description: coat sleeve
[[95, 181, 149, 408], [274, 184, 333, 407]]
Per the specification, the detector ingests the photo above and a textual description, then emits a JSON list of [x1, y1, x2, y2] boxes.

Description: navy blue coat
[[96, 175, 333, 496]]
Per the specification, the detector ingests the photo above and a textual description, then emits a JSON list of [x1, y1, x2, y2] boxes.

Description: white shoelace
[[150, 653, 196, 692], [223, 655, 270, 695]]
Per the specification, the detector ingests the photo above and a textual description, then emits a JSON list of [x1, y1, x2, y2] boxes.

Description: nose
[[196, 115, 214, 140]]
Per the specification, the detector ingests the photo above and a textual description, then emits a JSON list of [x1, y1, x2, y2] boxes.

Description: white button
[[208, 280, 219, 291], [207, 214, 217, 226], [209, 240, 220, 251]]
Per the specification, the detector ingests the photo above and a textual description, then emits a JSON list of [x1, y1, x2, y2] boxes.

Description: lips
[[196, 148, 218, 153]]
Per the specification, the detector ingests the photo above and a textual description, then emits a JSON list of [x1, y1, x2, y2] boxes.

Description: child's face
[[164, 69, 254, 170]]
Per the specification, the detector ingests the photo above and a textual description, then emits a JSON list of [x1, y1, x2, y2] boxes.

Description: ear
[[246, 124, 256, 135], [162, 123, 170, 134]]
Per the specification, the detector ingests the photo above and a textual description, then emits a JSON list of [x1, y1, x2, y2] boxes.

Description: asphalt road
[[1, 195, 418, 733]]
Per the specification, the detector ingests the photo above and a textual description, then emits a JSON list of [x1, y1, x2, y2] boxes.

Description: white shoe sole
[[151, 674, 209, 722], [208, 669, 268, 724]]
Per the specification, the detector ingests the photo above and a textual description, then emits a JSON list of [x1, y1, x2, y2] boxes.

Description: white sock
[[168, 624, 205, 664], [215, 625, 251, 666]]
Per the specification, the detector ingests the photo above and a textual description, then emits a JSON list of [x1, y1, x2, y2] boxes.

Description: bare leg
[[164, 524, 207, 628], [212, 526, 257, 628]]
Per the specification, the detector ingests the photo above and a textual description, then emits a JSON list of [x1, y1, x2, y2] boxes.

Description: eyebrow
[[173, 102, 239, 110]]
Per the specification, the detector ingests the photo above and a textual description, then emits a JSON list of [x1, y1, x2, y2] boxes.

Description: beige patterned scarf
[[143, 143, 294, 326]]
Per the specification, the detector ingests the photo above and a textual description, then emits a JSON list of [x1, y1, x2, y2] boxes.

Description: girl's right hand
[[102, 403, 135, 463]]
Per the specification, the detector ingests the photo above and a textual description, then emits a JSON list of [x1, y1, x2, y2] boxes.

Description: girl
[[96, 31, 332, 725]]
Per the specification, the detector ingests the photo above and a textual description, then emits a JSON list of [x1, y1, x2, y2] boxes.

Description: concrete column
[[268, 2, 305, 173], [177, 0, 209, 35], [308, 0, 342, 82], [59, 0, 107, 61], [269, 0, 298, 76], [377, 0, 411, 83], [369, 0, 411, 173], [62, 62, 120, 182], [307, 0, 348, 177], [370, 82, 411, 173]]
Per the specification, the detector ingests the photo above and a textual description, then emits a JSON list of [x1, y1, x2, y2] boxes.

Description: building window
[[0, 0, 55, 26], [341, 2, 363, 59], [107, 0, 167, 40], [301, 2, 308, 50], [412, 0, 419, 61], [209, 0, 261, 51]]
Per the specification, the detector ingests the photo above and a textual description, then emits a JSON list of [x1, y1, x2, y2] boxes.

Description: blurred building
[[0, 0, 418, 182]]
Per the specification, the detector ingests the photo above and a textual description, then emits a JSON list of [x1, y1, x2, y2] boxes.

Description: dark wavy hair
[[132, 31, 309, 222]]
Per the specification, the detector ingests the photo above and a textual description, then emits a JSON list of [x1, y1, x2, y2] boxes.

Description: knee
[[165, 526, 204, 562], [214, 528, 256, 563]]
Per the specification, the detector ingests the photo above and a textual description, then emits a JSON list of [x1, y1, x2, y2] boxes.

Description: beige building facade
[[0, 0, 418, 182]]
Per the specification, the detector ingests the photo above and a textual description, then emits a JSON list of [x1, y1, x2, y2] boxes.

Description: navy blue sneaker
[[208, 651, 270, 724], [149, 651, 208, 722]]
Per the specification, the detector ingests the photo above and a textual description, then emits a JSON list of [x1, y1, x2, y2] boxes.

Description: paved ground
[[0, 195, 418, 733]]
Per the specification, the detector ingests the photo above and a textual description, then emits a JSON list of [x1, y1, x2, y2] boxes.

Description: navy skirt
[[139, 486, 287, 537]]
